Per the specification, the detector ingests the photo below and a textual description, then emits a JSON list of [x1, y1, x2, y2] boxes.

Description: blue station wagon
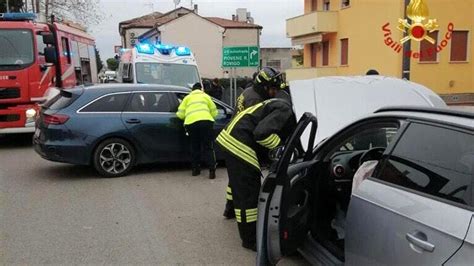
[[33, 84, 233, 177]]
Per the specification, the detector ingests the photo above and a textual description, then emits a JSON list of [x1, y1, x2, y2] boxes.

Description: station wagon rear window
[[43, 90, 79, 110]]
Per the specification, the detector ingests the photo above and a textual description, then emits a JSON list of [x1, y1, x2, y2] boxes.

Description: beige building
[[119, 8, 192, 48], [119, 7, 262, 79], [260, 48, 293, 72]]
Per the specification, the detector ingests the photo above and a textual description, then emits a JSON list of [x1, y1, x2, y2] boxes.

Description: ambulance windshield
[[136, 63, 200, 88]]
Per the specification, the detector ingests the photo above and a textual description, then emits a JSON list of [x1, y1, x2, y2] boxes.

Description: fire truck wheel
[[93, 138, 136, 177]]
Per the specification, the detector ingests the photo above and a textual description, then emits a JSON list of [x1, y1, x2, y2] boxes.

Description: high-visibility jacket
[[176, 90, 218, 125], [216, 99, 295, 171]]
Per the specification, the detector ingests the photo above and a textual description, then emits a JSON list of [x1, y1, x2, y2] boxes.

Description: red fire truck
[[0, 13, 97, 134]]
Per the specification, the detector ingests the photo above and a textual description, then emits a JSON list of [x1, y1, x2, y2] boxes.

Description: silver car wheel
[[99, 143, 131, 174]]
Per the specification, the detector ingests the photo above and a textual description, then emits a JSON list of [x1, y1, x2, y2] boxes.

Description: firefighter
[[177, 82, 218, 179], [216, 98, 295, 251], [223, 67, 283, 219], [235, 67, 283, 113]]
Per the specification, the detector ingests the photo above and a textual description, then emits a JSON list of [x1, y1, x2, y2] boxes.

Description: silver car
[[257, 107, 474, 265]]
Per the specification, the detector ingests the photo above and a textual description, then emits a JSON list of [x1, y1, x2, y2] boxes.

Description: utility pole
[[6, 0, 10, 13]]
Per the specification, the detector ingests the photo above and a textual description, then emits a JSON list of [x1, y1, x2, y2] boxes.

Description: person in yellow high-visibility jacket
[[177, 82, 218, 179]]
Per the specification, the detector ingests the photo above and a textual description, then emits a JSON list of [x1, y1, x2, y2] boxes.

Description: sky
[[93, 0, 303, 59]]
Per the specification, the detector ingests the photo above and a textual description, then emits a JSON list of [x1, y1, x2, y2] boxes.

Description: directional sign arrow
[[250, 50, 258, 59]]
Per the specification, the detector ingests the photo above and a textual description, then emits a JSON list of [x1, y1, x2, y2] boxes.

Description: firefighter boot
[[209, 169, 216, 179], [242, 241, 257, 252], [192, 168, 201, 176], [223, 200, 235, 219]]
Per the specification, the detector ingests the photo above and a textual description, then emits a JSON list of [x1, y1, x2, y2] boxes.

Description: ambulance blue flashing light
[[136, 42, 192, 56], [176, 46, 191, 56], [136, 43, 154, 55], [0, 12, 37, 21], [155, 44, 173, 55]]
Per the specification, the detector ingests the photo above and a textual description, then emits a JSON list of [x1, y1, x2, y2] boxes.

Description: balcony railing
[[286, 11, 338, 39]]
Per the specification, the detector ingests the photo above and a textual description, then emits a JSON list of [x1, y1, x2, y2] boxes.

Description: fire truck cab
[[117, 43, 201, 88], [0, 13, 97, 134]]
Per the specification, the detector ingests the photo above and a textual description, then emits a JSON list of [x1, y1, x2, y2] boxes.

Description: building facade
[[119, 7, 262, 79], [119, 8, 192, 49], [260, 48, 293, 72], [286, 0, 473, 104]]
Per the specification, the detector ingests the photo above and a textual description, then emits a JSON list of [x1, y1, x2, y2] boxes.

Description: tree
[[21, 0, 103, 28], [106, 58, 119, 71], [95, 46, 104, 72], [0, 0, 24, 12]]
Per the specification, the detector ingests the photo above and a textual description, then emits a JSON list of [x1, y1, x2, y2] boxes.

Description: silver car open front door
[[257, 113, 319, 265]]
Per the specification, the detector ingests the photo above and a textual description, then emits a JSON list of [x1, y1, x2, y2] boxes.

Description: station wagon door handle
[[125, 119, 141, 124], [406, 231, 435, 253]]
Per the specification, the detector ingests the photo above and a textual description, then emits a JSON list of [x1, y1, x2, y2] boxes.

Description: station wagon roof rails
[[375, 106, 474, 119]]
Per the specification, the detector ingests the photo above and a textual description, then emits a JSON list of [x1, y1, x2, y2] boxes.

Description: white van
[[117, 43, 201, 88]]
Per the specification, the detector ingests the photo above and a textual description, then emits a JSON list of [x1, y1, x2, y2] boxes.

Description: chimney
[[246, 12, 254, 24], [193, 4, 198, 14], [236, 8, 247, 22], [232, 14, 236, 21]]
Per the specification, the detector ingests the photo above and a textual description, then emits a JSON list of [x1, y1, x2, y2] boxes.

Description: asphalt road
[[0, 134, 307, 265]]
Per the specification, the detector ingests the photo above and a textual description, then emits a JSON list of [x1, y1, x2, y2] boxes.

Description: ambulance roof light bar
[[0, 13, 37, 21], [135, 42, 192, 56]]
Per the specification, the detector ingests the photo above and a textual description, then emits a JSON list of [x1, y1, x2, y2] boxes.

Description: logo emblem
[[381, 0, 454, 59], [398, 0, 439, 44]]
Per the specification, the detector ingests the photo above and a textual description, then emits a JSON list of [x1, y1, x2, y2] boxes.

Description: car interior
[[128, 93, 171, 112], [292, 121, 401, 261]]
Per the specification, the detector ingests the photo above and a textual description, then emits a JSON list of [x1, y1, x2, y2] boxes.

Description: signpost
[[222, 46, 260, 106], [222, 46, 259, 68]]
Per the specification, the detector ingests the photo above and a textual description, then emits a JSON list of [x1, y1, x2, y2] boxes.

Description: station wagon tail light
[[43, 114, 69, 125]]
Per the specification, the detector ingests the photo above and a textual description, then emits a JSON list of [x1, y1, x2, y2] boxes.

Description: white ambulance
[[117, 43, 201, 88]]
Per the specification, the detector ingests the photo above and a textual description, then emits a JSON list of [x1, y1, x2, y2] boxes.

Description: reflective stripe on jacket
[[216, 99, 294, 171], [176, 90, 218, 125]]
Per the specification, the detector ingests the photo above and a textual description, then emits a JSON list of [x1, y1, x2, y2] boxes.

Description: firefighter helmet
[[255, 67, 282, 89]]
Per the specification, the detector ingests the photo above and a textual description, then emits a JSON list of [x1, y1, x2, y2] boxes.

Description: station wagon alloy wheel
[[100, 143, 131, 174], [93, 138, 136, 177]]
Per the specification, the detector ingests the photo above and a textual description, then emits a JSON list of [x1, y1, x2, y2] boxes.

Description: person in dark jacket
[[366, 69, 380, 75], [223, 67, 283, 219], [216, 98, 295, 251], [207, 78, 223, 100]]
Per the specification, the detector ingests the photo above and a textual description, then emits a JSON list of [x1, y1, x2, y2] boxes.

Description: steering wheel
[[359, 147, 386, 166]]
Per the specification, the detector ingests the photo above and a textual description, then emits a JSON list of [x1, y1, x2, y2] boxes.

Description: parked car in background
[[257, 77, 473, 265], [104, 71, 117, 82], [33, 84, 233, 177]]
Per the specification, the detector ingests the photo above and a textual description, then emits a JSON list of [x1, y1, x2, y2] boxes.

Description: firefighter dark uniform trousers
[[217, 99, 294, 246]]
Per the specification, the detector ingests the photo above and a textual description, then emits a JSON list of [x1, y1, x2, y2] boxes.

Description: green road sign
[[222, 46, 260, 68]]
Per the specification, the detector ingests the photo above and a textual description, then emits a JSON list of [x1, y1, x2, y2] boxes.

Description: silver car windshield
[[0, 29, 34, 68], [135, 62, 200, 88]]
